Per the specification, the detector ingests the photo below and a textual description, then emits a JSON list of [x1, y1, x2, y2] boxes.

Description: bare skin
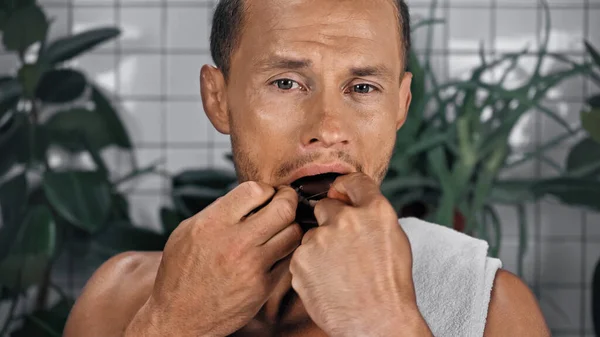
[[64, 0, 551, 336], [64, 251, 549, 337]]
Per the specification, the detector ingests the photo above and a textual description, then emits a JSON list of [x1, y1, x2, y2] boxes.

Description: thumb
[[327, 173, 379, 206]]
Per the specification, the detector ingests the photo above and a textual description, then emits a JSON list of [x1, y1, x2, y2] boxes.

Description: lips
[[290, 172, 344, 232]]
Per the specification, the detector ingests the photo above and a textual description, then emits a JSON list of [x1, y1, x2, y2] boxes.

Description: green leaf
[[10, 298, 71, 337], [0, 10, 6, 30], [0, 172, 27, 261], [91, 85, 132, 149], [17, 62, 45, 98], [397, 50, 426, 144], [42, 171, 112, 234], [92, 222, 168, 255], [588, 94, 600, 109], [404, 131, 449, 157], [172, 169, 238, 190], [533, 178, 600, 212], [566, 137, 600, 177], [380, 175, 438, 196], [172, 185, 228, 217], [44, 108, 115, 152], [0, 77, 22, 119], [585, 40, 600, 68], [483, 205, 501, 258], [515, 204, 528, 277], [0, 0, 36, 12], [35, 69, 86, 103], [43, 27, 120, 64], [488, 179, 537, 204], [0, 112, 32, 175], [2, 5, 48, 53], [0, 205, 56, 290], [427, 147, 456, 227], [107, 192, 129, 222], [582, 108, 600, 143], [13, 116, 48, 166], [160, 207, 181, 235]]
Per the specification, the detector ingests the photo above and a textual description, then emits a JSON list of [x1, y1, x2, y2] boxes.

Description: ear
[[200, 64, 231, 134], [396, 71, 413, 130]]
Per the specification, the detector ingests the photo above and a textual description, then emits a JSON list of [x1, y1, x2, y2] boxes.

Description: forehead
[[233, 0, 403, 72]]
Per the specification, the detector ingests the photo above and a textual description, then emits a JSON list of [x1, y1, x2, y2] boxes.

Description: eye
[[352, 84, 375, 94], [272, 79, 301, 90]]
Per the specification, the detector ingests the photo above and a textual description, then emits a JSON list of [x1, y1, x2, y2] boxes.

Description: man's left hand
[[289, 173, 432, 337]]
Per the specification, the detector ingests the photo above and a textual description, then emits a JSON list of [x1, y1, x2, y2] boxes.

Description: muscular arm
[[484, 269, 551, 336], [63, 251, 162, 337]]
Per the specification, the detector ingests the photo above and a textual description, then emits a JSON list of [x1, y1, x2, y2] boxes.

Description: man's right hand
[[125, 181, 302, 337]]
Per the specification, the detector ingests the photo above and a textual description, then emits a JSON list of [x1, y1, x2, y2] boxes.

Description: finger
[[268, 255, 293, 287], [213, 181, 276, 223], [301, 227, 318, 245], [313, 197, 347, 226], [262, 223, 302, 268], [328, 172, 381, 207], [242, 186, 299, 244]]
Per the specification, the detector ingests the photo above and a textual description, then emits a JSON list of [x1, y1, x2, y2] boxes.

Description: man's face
[[202, 0, 412, 187]]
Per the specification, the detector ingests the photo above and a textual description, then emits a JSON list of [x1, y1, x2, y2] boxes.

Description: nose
[[301, 90, 351, 150]]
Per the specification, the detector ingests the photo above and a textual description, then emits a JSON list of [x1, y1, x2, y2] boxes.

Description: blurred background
[[0, 0, 599, 336]]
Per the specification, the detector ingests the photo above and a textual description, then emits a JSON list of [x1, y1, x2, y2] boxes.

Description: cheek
[[356, 112, 398, 166]]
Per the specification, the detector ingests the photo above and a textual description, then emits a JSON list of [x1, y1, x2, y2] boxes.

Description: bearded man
[[64, 0, 550, 336]]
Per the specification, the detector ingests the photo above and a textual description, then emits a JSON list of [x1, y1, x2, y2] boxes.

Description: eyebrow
[[257, 56, 395, 82], [257, 56, 313, 71], [349, 65, 394, 81]]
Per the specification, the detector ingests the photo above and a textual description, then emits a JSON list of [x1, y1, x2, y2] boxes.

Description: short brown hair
[[210, 0, 411, 79]]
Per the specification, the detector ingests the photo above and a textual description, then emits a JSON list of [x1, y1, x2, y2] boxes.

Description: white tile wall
[[166, 6, 212, 50], [1, 1, 598, 335], [165, 101, 212, 144], [72, 53, 117, 91], [120, 7, 163, 50], [166, 54, 212, 96], [166, 148, 211, 174], [448, 7, 492, 51], [496, 8, 538, 52], [118, 53, 163, 95], [541, 240, 583, 284], [121, 100, 164, 145], [539, 288, 582, 331]]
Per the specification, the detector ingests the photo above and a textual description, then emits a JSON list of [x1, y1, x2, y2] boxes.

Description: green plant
[[157, 155, 238, 237], [582, 40, 600, 337], [0, 1, 161, 335], [381, 0, 600, 278]]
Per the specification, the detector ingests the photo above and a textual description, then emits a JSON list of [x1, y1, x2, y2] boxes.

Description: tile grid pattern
[[0, 0, 598, 335]]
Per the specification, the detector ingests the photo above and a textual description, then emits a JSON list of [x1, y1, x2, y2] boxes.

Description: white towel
[[398, 217, 503, 337]]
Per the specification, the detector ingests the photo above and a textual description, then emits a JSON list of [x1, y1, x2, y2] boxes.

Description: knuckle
[[314, 227, 331, 244], [334, 209, 353, 226], [289, 248, 302, 273], [313, 199, 325, 215], [301, 227, 317, 245], [290, 276, 301, 292], [369, 196, 391, 211], [241, 181, 272, 199]]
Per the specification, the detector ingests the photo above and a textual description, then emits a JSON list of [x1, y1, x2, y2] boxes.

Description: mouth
[[290, 171, 345, 233]]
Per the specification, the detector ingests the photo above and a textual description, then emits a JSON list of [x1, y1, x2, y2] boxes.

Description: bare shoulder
[[484, 269, 551, 337], [63, 251, 163, 337]]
